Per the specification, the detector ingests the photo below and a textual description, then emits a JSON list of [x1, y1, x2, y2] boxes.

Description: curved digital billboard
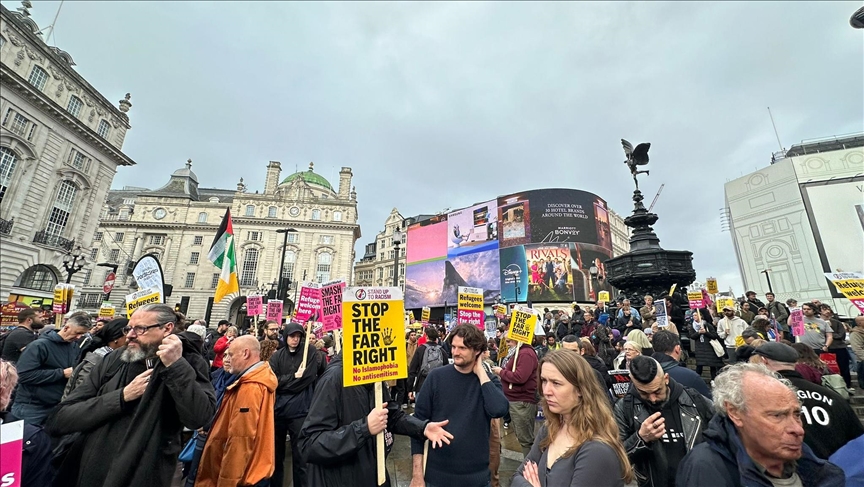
[[405, 189, 615, 309]]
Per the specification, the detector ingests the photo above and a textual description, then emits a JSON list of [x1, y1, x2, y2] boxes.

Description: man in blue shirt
[[411, 324, 509, 487]]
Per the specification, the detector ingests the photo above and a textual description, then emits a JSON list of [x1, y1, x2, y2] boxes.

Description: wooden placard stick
[[374, 381, 386, 485], [508, 342, 521, 390], [295, 319, 314, 378], [334, 328, 341, 354]]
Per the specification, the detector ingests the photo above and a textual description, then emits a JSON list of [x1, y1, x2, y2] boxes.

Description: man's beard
[[121, 341, 158, 363], [31, 321, 45, 330]]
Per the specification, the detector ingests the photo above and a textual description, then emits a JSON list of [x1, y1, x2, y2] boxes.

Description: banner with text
[[654, 301, 669, 327], [824, 272, 864, 313], [295, 282, 323, 323], [266, 301, 284, 322], [507, 305, 537, 345], [608, 370, 632, 398], [687, 291, 704, 309], [98, 304, 116, 319], [598, 291, 610, 303], [342, 287, 408, 387], [716, 297, 736, 313], [321, 281, 346, 332], [125, 287, 161, 318], [421, 306, 430, 324], [706, 278, 718, 295], [245, 295, 263, 316], [789, 307, 805, 337], [457, 286, 484, 328]]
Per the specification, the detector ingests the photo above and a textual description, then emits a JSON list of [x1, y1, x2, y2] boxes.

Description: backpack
[[419, 344, 444, 377], [821, 374, 850, 400]]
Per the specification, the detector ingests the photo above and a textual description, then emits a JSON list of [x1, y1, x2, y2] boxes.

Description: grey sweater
[[512, 425, 625, 487]]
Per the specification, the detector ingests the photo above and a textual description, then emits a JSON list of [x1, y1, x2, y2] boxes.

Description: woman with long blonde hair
[[512, 349, 633, 487]]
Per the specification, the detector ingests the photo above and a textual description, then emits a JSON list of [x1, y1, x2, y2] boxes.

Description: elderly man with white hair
[[676, 363, 845, 487]]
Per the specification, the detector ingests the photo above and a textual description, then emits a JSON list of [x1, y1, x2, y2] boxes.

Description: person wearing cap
[[62, 318, 129, 400], [744, 291, 765, 311], [751, 341, 864, 459], [269, 322, 325, 487]]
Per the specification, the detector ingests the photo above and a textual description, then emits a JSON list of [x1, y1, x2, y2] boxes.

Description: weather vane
[[621, 139, 651, 190]]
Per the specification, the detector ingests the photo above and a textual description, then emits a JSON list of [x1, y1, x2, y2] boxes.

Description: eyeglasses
[[124, 323, 166, 336]]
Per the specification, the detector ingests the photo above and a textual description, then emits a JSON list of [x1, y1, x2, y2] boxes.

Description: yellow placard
[[598, 291, 610, 303], [125, 287, 162, 318], [706, 278, 718, 295], [457, 286, 483, 311], [506, 306, 537, 345], [716, 297, 736, 313], [342, 287, 408, 387], [669, 283, 678, 295], [421, 306, 430, 324], [98, 305, 116, 319]]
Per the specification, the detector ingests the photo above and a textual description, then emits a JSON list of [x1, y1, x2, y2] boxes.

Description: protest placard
[[598, 291, 610, 303], [716, 297, 736, 313], [706, 278, 718, 295], [687, 291, 704, 309], [246, 295, 263, 316], [98, 304, 115, 319], [457, 286, 484, 328], [608, 370, 632, 398], [125, 287, 161, 318], [824, 272, 864, 313], [493, 304, 506, 319], [342, 287, 408, 387], [789, 307, 805, 337], [654, 301, 669, 327], [0, 420, 23, 487], [507, 306, 537, 345], [321, 281, 346, 332], [295, 282, 323, 323], [420, 306, 430, 324], [266, 301, 283, 322]]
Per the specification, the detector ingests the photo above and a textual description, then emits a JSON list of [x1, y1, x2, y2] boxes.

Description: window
[[389, 250, 395, 259], [79, 293, 103, 308], [19, 265, 57, 291], [333, 211, 342, 222], [240, 248, 259, 286], [316, 252, 332, 283], [94, 231, 103, 242], [388, 266, 394, 278], [197, 212, 207, 223], [320, 235, 334, 245], [211, 273, 220, 289], [67, 95, 83, 117], [45, 181, 76, 236], [377, 267, 383, 279], [286, 233, 298, 243], [10, 113, 28, 137], [27, 123, 36, 141], [184, 272, 196, 288], [68, 149, 89, 171], [109, 249, 120, 263], [189, 252, 200, 265], [97, 120, 110, 138], [282, 250, 296, 282], [268, 206, 277, 218], [114, 232, 124, 242], [311, 209, 321, 221], [28, 65, 49, 91], [245, 205, 255, 217], [247, 231, 261, 242], [0, 146, 17, 204], [82, 269, 92, 286], [193, 236, 203, 245], [90, 248, 99, 260], [149, 235, 164, 245]]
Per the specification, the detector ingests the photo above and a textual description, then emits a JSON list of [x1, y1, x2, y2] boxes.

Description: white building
[[0, 2, 135, 308], [78, 160, 361, 325], [724, 133, 863, 317]]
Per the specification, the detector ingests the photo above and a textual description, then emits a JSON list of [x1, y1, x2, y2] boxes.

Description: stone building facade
[[0, 3, 136, 307], [77, 161, 360, 324]]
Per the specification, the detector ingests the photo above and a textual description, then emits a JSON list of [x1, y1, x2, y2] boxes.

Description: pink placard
[[246, 295, 263, 316], [789, 308, 805, 337], [295, 284, 323, 323], [457, 309, 484, 328], [321, 281, 346, 332], [0, 420, 23, 487], [266, 301, 283, 322]]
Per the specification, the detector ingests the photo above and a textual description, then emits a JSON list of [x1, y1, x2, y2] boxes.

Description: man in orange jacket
[[195, 335, 277, 487]]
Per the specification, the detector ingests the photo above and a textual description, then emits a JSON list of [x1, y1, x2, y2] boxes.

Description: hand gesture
[[123, 369, 153, 402], [473, 355, 487, 379], [366, 402, 388, 435], [408, 391, 415, 401], [521, 460, 542, 487], [157, 334, 183, 367], [382, 328, 394, 346], [638, 411, 666, 442], [423, 419, 454, 448], [491, 366, 502, 375], [63, 367, 73, 379], [294, 366, 306, 379]]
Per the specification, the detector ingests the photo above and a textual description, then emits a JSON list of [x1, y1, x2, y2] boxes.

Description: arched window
[[282, 250, 296, 282], [198, 212, 207, 223], [17, 264, 57, 292], [316, 252, 332, 283], [0, 146, 17, 205], [46, 181, 77, 236], [245, 205, 255, 217], [268, 206, 277, 218], [311, 209, 321, 221], [67, 95, 83, 117], [240, 248, 259, 286], [332, 211, 342, 222], [28, 65, 48, 91]]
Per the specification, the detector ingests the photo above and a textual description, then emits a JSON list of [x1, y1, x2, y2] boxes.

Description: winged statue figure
[[621, 139, 651, 189]]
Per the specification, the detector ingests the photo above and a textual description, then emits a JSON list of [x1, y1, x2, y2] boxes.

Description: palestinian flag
[[209, 209, 239, 303]]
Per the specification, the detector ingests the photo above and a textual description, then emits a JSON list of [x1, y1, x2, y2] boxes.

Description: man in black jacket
[[614, 356, 715, 487], [0, 308, 44, 363], [46, 303, 216, 487], [752, 341, 864, 459], [204, 319, 229, 366], [407, 327, 448, 401], [745, 291, 766, 311], [269, 322, 325, 487], [651, 330, 711, 399], [299, 352, 453, 487]]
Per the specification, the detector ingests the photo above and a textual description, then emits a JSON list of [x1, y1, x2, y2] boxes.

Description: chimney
[[338, 167, 352, 199], [264, 161, 281, 194]]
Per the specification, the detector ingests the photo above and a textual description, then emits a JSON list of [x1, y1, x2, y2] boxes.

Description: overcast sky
[[28, 1, 863, 293]]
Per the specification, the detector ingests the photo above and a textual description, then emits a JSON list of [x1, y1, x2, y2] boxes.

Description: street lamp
[[275, 228, 298, 301], [392, 228, 404, 288], [62, 246, 87, 283], [760, 269, 774, 294]]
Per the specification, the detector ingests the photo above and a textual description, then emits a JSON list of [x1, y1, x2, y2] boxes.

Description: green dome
[[281, 163, 333, 190]]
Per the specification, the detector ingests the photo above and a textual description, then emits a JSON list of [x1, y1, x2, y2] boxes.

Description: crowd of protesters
[[0, 289, 861, 487]]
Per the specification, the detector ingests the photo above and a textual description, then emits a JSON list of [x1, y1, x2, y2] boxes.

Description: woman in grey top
[[512, 349, 633, 487]]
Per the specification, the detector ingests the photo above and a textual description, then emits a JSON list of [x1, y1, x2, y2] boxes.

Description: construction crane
[[648, 183, 665, 211]]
